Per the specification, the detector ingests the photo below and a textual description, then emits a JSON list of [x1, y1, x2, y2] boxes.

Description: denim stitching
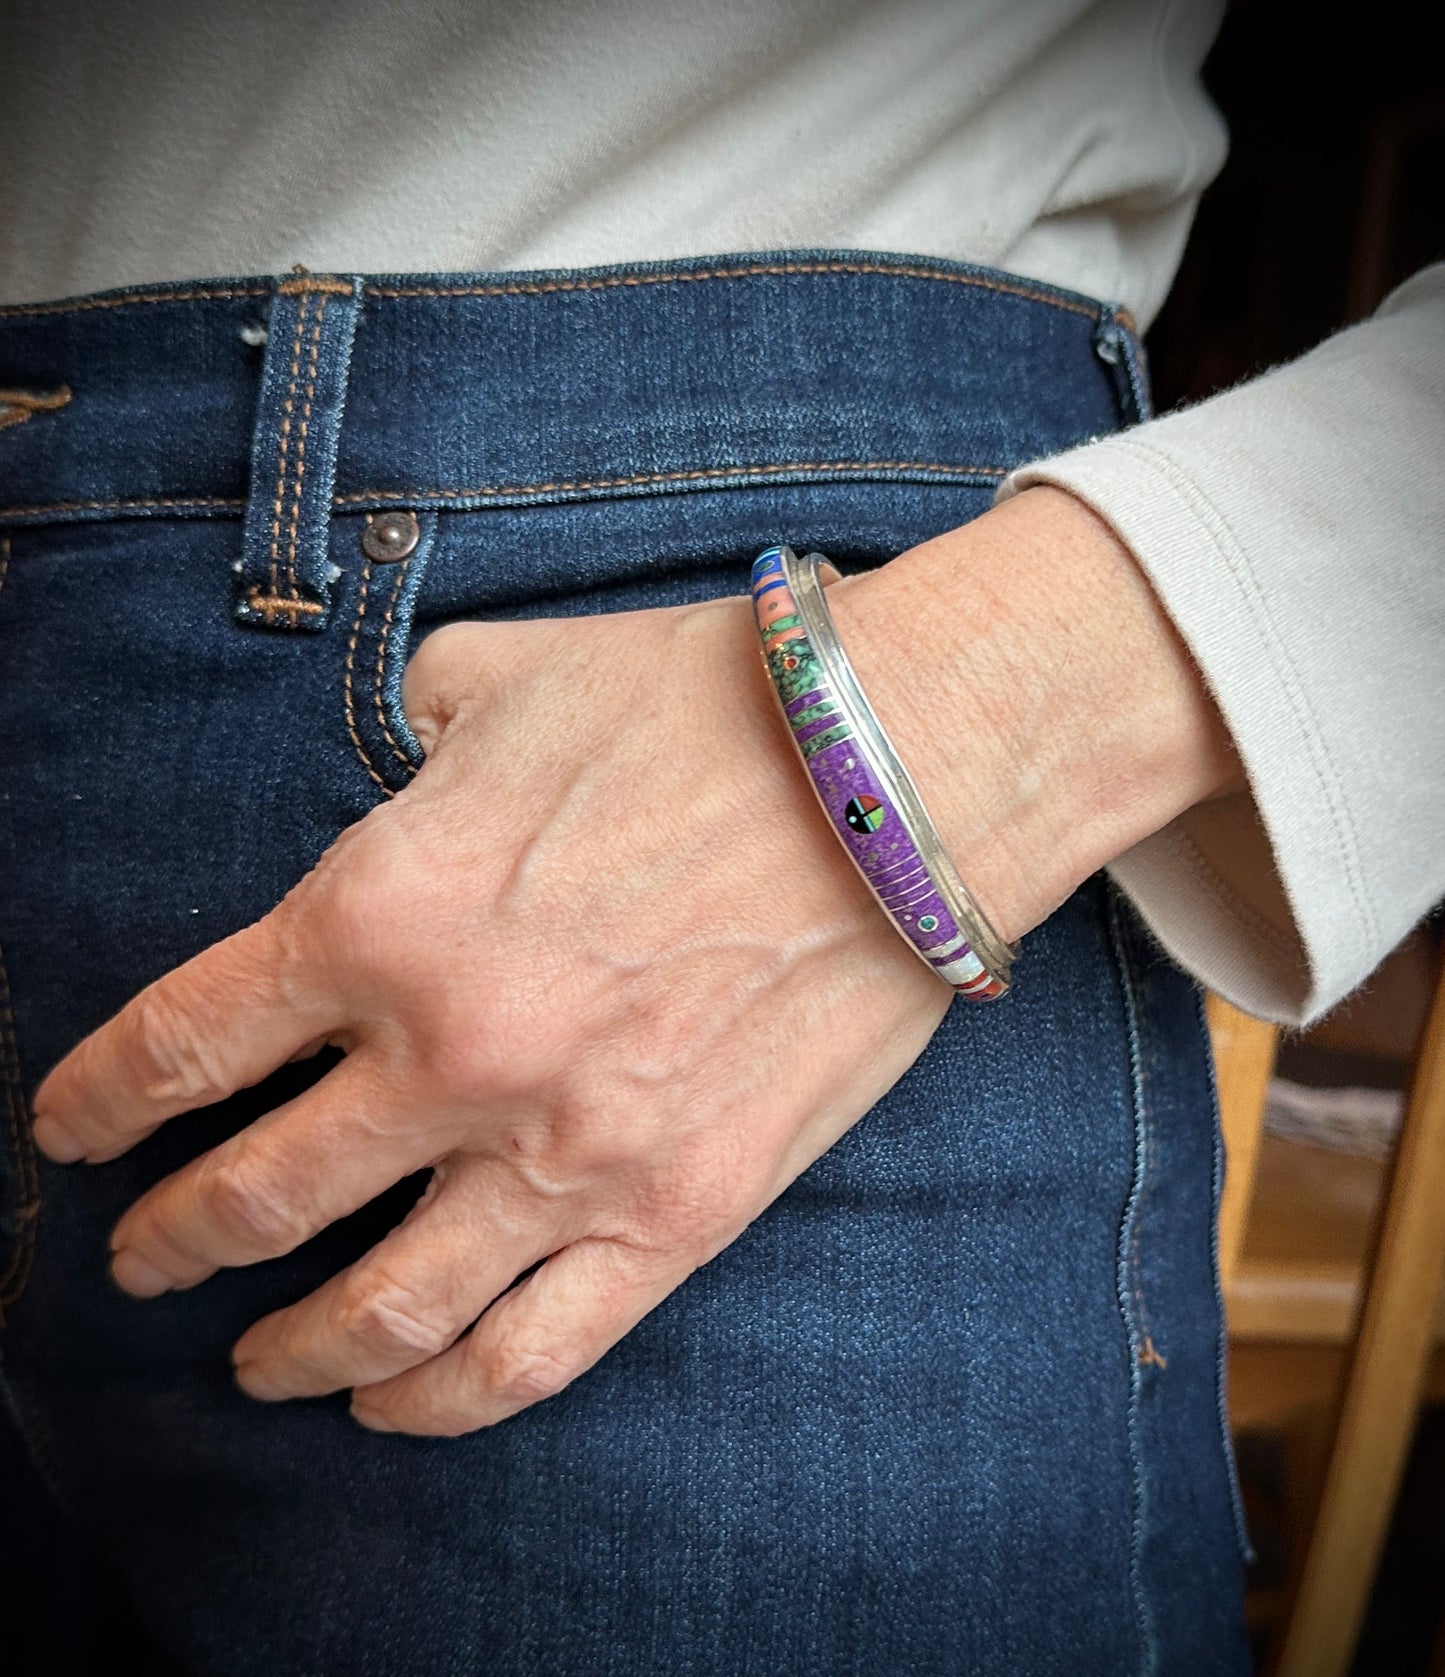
[[0, 461, 1007, 525], [0, 285, 271, 318], [278, 276, 355, 299], [1129, 1088, 1164, 1375], [0, 538, 41, 1316], [0, 495, 244, 520], [332, 460, 1009, 505], [1106, 886, 1159, 1677], [344, 544, 395, 798], [363, 260, 1103, 321], [0, 261, 1108, 322], [283, 293, 330, 602], [0, 386, 72, 431], [267, 289, 312, 601], [240, 588, 325, 622], [374, 556, 417, 774], [1193, 982, 1257, 1563], [0, 939, 39, 1313]]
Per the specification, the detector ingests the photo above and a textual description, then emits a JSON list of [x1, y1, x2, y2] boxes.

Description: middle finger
[[109, 1050, 460, 1294], [230, 1156, 561, 1398]]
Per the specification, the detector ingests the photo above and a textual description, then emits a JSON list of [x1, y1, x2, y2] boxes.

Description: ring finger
[[230, 1156, 565, 1400]]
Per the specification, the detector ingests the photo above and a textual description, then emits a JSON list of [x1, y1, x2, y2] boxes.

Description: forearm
[[826, 485, 1245, 947], [995, 267, 1445, 1023]]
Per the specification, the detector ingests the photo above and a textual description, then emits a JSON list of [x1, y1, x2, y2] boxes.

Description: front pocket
[[340, 476, 1001, 801]]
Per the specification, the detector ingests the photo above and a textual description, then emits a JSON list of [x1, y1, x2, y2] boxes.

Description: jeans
[[0, 251, 1250, 1675]]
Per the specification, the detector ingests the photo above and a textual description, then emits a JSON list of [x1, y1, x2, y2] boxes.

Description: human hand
[[32, 488, 1242, 1436], [31, 587, 957, 1435]]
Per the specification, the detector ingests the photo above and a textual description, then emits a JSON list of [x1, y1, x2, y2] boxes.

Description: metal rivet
[[362, 509, 420, 562], [239, 321, 269, 346], [1095, 334, 1121, 365]]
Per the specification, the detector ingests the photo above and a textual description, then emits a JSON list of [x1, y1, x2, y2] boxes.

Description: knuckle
[[484, 1335, 577, 1406], [305, 826, 436, 989], [310, 848, 389, 953], [121, 985, 224, 1111], [334, 1273, 457, 1360], [303, 815, 411, 925], [199, 1152, 303, 1253]]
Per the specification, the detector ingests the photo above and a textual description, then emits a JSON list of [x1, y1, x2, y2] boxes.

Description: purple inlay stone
[[785, 686, 828, 719], [798, 731, 967, 959], [792, 710, 845, 746], [882, 880, 936, 909]]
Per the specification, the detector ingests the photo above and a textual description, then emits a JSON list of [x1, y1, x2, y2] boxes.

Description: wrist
[[824, 487, 1245, 944]]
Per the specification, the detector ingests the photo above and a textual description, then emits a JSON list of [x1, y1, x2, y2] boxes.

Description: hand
[[31, 589, 955, 1434], [31, 488, 1242, 1436]]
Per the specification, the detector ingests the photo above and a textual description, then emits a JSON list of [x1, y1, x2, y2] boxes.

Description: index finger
[[32, 904, 343, 1164]]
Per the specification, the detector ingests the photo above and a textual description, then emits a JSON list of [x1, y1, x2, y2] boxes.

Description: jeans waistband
[[0, 249, 1147, 629]]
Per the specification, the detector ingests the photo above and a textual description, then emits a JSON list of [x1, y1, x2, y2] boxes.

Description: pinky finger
[[349, 1237, 687, 1437]]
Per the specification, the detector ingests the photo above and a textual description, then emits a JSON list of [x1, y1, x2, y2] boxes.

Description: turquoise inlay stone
[[766, 640, 825, 705], [801, 721, 852, 760], [789, 700, 837, 730]]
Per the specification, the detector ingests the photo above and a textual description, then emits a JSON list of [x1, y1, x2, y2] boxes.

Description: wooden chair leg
[[1272, 956, 1445, 1677], [1206, 992, 1278, 1288], [1426, 1603, 1445, 1677]]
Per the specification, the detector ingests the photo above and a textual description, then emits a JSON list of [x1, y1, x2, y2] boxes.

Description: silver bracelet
[[749, 545, 1016, 1000]]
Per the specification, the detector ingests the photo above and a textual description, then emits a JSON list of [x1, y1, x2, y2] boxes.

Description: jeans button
[[362, 509, 420, 562]]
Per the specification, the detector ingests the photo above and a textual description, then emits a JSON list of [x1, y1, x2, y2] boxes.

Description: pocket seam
[[1106, 885, 1159, 1677], [343, 553, 395, 796], [0, 937, 39, 1316], [0, 536, 40, 1318], [372, 554, 417, 774]]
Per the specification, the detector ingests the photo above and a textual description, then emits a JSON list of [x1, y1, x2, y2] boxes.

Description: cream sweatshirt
[[2, 0, 1441, 1026]]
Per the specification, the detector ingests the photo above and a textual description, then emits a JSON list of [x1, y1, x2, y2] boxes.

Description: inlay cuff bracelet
[[749, 545, 1016, 1001]]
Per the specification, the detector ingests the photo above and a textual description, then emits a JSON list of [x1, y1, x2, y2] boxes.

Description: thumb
[[400, 620, 504, 758]]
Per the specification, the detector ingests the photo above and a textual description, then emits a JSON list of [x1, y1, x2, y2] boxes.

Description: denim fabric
[[0, 251, 1248, 1676]]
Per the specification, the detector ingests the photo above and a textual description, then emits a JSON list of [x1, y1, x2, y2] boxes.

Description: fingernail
[[110, 1248, 174, 1297], [234, 1362, 289, 1403], [350, 1404, 396, 1433], [32, 1116, 86, 1164]]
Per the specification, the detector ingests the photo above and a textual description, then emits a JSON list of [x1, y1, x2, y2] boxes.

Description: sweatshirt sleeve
[[997, 264, 1445, 1028]]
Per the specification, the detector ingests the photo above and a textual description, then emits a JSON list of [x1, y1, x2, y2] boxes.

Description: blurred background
[[1149, 2, 1444, 1671]]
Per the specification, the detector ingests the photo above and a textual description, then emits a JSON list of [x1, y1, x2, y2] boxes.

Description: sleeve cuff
[[999, 438, 1372, 1028]]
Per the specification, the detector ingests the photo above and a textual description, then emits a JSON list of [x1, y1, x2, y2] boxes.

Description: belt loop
[[1092, 302, 1153, 428], [234, 270, 362, 631]]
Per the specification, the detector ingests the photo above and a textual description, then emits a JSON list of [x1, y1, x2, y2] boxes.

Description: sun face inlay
[[844, 794, 885, 834]]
